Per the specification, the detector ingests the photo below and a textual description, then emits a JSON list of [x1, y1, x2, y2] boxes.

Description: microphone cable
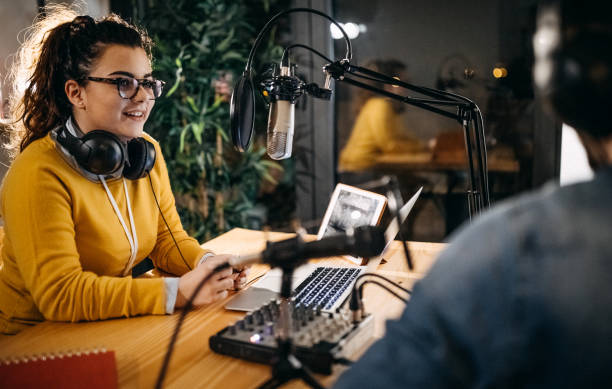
[[147, 173, 192, 271], [281, 43, 333, 65]]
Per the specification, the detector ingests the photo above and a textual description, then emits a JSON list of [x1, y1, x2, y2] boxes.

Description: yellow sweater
[[338, 97, 422, 171], [0, 133, 208, 334]]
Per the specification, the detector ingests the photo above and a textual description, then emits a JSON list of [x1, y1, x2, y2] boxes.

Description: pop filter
[[230, 70, 256, 152]]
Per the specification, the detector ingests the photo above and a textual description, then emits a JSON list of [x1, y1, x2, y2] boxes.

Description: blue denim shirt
[[335, 166, 612, 388]]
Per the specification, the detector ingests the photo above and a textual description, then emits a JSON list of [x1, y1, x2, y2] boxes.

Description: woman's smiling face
[[68, 44, 155, 141]]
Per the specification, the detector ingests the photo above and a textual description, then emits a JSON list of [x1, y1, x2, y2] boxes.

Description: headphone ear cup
[[549, 32, 612, 136], [537, 1, 612, 136], [124, 137, 156, 180], [77, 130, 126, 175], [56, 126, 91, 164]]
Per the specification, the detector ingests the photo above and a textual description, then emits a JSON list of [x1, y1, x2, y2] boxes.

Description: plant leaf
[[192, 121, 204, 144], [179, 124, 190, 153]]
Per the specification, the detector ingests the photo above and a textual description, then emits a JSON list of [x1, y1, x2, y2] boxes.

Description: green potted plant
[[137, 0, 290, 240]]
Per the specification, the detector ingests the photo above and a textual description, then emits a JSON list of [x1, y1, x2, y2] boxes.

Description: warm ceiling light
[[392, 76, 401, 87], [492, 67, 508, 78]]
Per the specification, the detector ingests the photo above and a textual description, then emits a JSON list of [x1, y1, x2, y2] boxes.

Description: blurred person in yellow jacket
[[0, 6, 247, 335], [338, 59, 424, 173]]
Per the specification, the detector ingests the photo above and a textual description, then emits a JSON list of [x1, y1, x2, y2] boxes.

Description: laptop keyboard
[[292, 267, 361, 310]]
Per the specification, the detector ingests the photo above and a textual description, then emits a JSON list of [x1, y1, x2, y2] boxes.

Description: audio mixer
[[209, 300, 375, 374]]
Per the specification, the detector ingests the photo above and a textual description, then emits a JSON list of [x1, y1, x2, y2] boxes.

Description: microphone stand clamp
[[304, 82, 332, 100]]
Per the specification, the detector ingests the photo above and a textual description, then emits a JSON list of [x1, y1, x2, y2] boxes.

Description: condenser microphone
[[266, 60, 302, 160]]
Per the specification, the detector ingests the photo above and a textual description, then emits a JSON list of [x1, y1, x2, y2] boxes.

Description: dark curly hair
[[7, 5, 152, 156]]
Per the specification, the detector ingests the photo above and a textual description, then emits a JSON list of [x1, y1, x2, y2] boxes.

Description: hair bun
[[70, 15, 95, 35]]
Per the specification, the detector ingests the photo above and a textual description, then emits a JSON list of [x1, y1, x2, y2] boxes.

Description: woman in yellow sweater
[[0, 8, 246, 334], [338, 59, 424, 172]]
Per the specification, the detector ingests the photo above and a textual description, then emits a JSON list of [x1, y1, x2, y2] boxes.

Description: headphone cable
[[147, 173, 192, 271]]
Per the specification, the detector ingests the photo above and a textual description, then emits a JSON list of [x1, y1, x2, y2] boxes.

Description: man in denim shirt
[[335, 1, 612, 387]]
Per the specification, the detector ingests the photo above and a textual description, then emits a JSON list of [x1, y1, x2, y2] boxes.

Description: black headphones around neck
[[56, 126, 156, 180]]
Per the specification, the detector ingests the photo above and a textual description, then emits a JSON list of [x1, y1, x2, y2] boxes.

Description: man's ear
[[65, 79, 85, 109]]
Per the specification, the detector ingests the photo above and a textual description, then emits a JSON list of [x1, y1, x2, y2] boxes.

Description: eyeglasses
[[85, 76, 166, 100]]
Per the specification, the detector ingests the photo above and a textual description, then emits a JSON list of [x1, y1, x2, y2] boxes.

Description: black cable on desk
[[333, 357, 354, 366], [155, 262, 231, 389], [354, 272, 412, 294], [358, 280, 409, 304], [341, 272, 412, 311]]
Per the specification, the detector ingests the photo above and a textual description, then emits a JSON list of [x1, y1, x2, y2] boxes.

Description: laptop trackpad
[[225, 287, 279, 312]]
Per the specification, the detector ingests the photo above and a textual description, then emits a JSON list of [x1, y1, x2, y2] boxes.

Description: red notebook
[[0, 349, 117, 389]]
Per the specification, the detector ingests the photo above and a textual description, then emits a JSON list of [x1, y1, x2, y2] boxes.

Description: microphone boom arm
[[323, 60, 490, 216]]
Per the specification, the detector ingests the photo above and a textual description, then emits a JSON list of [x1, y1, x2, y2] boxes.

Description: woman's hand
[[232, 265, 250, 290], [175, 254, 235, 309], [202, 254, 251, 290]]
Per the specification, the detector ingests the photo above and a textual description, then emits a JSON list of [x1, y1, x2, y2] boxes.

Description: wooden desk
[[0, 228, 445, 388]]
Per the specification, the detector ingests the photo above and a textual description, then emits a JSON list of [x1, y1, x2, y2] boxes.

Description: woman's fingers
[[223, 277, 235, 290], [212, 277, 235, 292], [213, 266, 233, 280], [238, 267, 250, 278], [214, 290, 228, 301]]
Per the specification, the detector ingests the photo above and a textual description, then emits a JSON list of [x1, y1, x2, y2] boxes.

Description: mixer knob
[[300, 333, 313, 348], [261, 305, 271, 318], [254, 311, 264, 325], [264, 322, 275, 336], [307, 309, 315, 321]]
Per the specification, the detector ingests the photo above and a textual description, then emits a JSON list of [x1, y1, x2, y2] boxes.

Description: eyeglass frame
[[84, 76, 166, 100]]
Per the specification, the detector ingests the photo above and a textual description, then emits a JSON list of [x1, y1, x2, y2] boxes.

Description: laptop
[[224, 187, 423, 312]]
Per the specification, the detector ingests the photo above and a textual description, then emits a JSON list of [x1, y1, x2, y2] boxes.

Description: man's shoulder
[[448, 184, 558, 246], [431, 175, 611, 288], [431, 183, 574, 275]]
